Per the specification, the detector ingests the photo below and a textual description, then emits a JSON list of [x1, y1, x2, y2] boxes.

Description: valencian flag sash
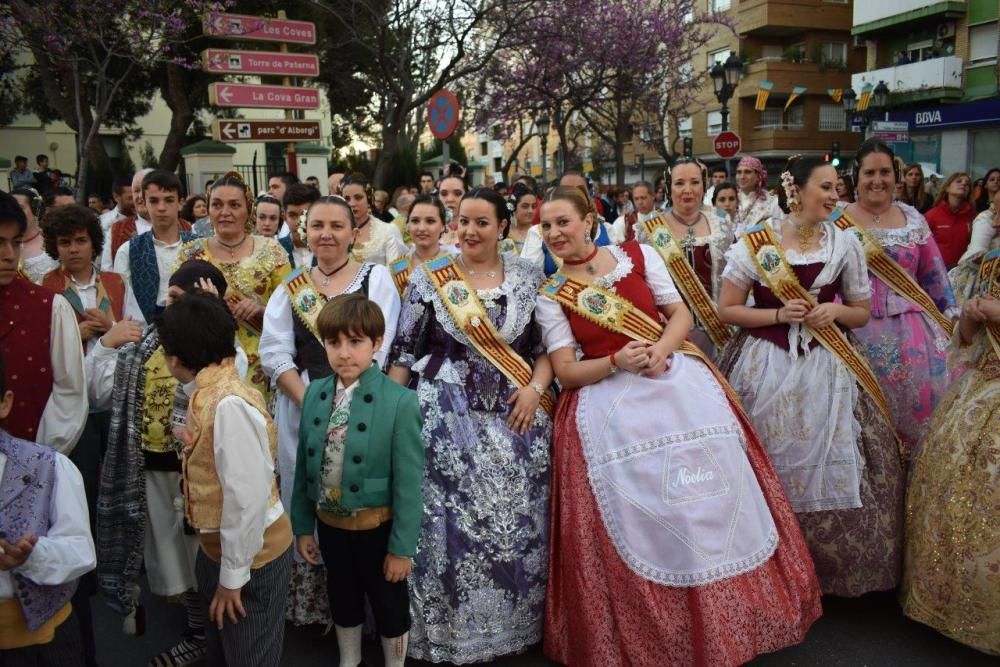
[[978, 248, 1000, 360], [424, 255, 554, 416], [784, 86, 807, 111], [856, 82, 874, 111], [283, 267, 324, 341], [827, 88, 843, 103], [741, 223, 893, 421], [754, 80, 774, 111], [389, 255, 414, 296], [639, 215, 731, 349], [831, 209, 954, 335], [539, 272, 749, 418]]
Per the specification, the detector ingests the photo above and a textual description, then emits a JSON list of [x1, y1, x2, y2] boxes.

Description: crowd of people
[[0, 140, 998, 667]]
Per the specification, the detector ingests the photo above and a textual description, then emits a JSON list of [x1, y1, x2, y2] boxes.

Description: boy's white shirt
[[0, 450, 96, 599], [181, 381, 284, 591]]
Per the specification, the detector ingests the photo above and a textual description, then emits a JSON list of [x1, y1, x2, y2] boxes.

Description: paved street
[[89, 583, 996, 666]]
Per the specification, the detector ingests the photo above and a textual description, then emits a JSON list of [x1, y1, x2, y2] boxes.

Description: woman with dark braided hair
[[389, 186, 553, 662], [718, 155, 905, 597], [260, 195, 400, 628], [340, 173, 407, 265], [500, 182, 536, 255], [175, 172, 291, 399]]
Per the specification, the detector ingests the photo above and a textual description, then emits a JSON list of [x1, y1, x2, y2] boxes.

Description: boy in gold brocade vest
[[156, 292, 292, 667]]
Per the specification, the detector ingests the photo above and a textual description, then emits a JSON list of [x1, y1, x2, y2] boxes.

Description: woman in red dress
[[534, 186, 821, 667]]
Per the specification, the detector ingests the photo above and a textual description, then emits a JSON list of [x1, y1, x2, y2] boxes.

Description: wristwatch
[[529, 381, 546, 396]]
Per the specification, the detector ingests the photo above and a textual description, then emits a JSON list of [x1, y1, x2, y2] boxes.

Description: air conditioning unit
[[937, 22, 956, 39]]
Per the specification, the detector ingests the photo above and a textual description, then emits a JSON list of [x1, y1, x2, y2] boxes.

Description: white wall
[[854, 0, 962, 27], [938, 129, 969, 177]]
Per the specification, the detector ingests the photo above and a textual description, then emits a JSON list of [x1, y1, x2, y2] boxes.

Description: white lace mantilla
[[862, 203, 932, 248], [410, 253, 544, 350]]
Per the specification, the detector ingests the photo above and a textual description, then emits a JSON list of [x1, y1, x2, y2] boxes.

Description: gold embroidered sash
[[424, 255, 554, 416], [978, 249, 1000, 360], [389, 256, 413, 296], [741, 223, 893, 421], [539, 273, 749, 418], [831, 209, 954, 335], [284, 268, 324, 342], [640, 215, 732, 348]]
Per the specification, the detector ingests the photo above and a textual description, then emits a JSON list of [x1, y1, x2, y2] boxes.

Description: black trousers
[[68, 411, 109, 667], [0, 610, 85, 667], [195, 546, 292, 667], [316, 520, 410, 638]]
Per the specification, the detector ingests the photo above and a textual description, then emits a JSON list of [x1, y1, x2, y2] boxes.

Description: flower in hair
[[780, 170, 800, 211]]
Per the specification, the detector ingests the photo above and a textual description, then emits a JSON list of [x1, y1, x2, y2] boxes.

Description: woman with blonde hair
[[925, 171, 975, 267], [900, 163, 934, 213]]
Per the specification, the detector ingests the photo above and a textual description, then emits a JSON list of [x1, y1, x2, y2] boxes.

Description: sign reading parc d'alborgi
[[203, 12, 316, 45], [208, 83, 320, 110], [212, 120, 322, 143], [202, 49, 320, 78]]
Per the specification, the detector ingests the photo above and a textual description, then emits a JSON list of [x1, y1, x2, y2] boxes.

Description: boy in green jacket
[[291, 293, 424, 667]]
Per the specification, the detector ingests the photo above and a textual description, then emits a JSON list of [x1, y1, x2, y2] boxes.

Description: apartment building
[[851, 0, 999, 178], [672, 0, 865, 183]]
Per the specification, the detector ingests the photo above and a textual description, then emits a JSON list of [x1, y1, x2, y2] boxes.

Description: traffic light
[[830, 141, 841, 168], [683, 137, 693, 158]]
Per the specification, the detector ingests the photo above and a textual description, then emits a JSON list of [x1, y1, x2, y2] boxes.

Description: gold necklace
[[790, 220, 817, 252], [460, 255, 501, 279]]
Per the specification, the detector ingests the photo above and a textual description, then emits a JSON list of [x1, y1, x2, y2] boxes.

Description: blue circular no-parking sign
[[427, 90, 460, 140]]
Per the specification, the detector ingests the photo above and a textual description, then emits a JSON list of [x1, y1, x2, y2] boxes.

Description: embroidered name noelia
[[671, 466, 714, 488]]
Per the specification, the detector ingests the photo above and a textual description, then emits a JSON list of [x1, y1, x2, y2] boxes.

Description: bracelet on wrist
[[774, 308, 782, 324], [608, 351, 619, 374], [529, 381, 545, 396]]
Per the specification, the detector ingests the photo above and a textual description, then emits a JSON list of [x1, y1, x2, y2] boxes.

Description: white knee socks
[[334, 624, 363, 667], [381, 632, 409, 667]]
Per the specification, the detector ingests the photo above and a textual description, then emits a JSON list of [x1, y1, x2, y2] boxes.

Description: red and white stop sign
[[714, 131, 741, 159]]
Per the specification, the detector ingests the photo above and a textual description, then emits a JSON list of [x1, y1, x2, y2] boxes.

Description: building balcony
[[739, 60, 853, 100], [851, 56, 965, 104], [853, 1, 965, 37], [738, 0, 852, 36]]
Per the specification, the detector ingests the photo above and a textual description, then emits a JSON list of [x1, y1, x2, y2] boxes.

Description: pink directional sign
[[203, 12, 317, 45], [208, 83, 321, 110], [202, 49, 320, 77]]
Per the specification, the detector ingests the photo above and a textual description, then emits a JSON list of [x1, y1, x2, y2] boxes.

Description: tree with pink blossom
[[474, 0, 730, 185], [1, 0, 225, 200]]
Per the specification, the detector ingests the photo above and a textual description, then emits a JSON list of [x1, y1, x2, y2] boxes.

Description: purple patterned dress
[[389, 254, 553, 663], [853, 203, 958, 460]]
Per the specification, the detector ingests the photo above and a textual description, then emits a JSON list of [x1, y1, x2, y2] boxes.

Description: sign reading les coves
[[208, 83, 320, 110], [203, 12, 316, 45], [212, 120, 322, 143], [202, 49, 319, 77], [714, 132, 741, 159]]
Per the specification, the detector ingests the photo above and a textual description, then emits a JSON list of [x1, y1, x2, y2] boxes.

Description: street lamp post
[[710, 53, 744, 174], [537, 114, 551, 185], [842, 80, 890, 138]]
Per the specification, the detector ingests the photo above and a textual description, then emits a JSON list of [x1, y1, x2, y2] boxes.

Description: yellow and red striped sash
[[831, 209, 953, 335], [742, 223, 893, 421], [389, 256, 413, 296], [539, 272, 749, 418], [283, 267, 323, 342], [640, 215, 732, 348], [425, 255, 554, 416], [978, 249, 1000, 360]]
